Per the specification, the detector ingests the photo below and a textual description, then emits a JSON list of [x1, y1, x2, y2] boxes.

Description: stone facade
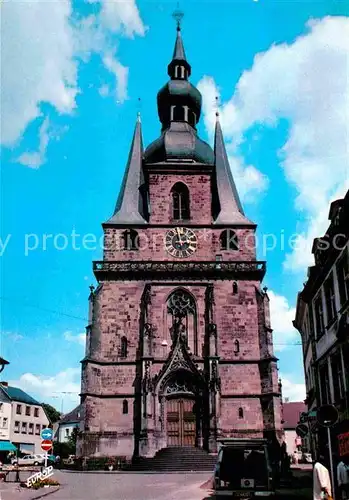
[[78, 24, 282, 460]]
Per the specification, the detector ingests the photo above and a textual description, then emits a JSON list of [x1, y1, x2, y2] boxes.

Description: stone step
[[127, 446, 217, 472]]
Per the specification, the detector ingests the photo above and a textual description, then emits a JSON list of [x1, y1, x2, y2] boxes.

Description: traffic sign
[[317, 404, 339, 427], [41, 440, 53, 452], [296, 423, 308, 438], [41, 428, 53, 440]]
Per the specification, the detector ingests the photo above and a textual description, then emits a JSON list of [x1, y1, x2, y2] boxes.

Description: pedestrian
[[337, 455, 349, 500], [314, 455, 332, 500]]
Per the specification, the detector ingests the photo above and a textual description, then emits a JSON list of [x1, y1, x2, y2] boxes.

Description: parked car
[[214, 439, 275, 497], [11, 454, 45, 466]]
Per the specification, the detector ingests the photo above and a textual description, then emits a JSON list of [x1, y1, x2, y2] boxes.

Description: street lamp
[[52, 392, 78, 414], [0, 356, 9, 374]]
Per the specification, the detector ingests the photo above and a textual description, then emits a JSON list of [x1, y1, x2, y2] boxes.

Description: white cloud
[[17, 118, 50, 168], [8, 368, 81, 407], [268, 290, 299, 350], [280, 375, 306, 402], [1, 0, 78, 146], [198, 76, 269, 202], [198, 17, 349, 272], [103, 54, 129, 103], [2, 0, 146, 163], [99, 84, 110, 97], [97, 0, 146, 37], [64, 330, 86, 346]]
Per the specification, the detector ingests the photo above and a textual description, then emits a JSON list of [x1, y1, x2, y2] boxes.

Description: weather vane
[[137, 97, 142, 119], [172, 2, 184, 29], [215, 95, 220, 117]]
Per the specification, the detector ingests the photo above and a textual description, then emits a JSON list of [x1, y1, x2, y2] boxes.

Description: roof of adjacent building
[[283, 402, 307, 429], [59, 404, 82, 424], [0, 384, 41, 405]]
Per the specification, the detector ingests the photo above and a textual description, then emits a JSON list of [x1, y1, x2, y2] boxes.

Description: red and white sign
[[41, 440, 52, 452]]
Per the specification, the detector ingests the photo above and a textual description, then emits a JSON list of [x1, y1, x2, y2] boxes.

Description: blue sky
[[1, 0, 348, 412]]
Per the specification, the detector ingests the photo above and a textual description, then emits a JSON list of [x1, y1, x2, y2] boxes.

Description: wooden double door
[[166, 397, 196, 447]]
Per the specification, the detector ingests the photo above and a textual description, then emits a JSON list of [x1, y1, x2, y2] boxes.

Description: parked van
[[214, 439, 275, 497]]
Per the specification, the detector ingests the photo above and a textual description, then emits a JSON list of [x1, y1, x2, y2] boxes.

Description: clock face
[[165, 227, 198, 258]]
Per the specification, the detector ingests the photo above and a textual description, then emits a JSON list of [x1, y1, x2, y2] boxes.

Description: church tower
[[79, 23, 283, 460]]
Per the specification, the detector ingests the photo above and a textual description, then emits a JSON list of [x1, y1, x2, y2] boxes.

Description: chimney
[[0, 382, 8, 387], [284, 397, 289, 403]]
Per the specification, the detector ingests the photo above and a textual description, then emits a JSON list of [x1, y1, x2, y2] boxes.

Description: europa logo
[[26, 466, 54, 488]]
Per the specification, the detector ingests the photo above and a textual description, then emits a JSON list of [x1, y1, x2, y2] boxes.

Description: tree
[[68, 427, 79, 448], [42, 403, 61, 424]]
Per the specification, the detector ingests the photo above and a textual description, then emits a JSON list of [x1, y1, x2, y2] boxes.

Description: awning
[[0, 441, 17, 452]]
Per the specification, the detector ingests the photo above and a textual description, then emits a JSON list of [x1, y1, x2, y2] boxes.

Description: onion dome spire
[[143, 12, 214, 166]]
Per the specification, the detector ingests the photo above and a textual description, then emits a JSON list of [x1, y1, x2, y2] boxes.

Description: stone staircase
[[127, 446, 217, 472]]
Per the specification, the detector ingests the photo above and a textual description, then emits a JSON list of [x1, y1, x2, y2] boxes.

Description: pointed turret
[[213, 114, 253, 225], [107, 114, 147, 224], [168, 25, 191, 79], [172, 25, 186, 61]]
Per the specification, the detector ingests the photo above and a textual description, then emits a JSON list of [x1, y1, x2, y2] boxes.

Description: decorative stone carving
[[206, 284, 215, 306], [165, 380, 194, 395], [168, 290, 195, 318], [142, 284, 152, 305], [93, 261, 266, 280], [208, 323, 217, 337], [210, 359, 221, 392], [144, 323, 152, 336]]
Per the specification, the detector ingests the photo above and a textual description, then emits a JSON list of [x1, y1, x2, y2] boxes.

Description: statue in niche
[[170, 316, 187, 345]]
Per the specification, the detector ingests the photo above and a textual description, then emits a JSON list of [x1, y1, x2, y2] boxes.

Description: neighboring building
[[294, 189, 349, 460], [0, 390, 12, 442], [78, 22, 283, 460], [0, 383, 50, 454], [56, 405, 81, 443], [282, 401, 307, 455]]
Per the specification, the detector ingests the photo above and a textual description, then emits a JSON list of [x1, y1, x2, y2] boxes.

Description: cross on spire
[[172, 2, 184, 30]]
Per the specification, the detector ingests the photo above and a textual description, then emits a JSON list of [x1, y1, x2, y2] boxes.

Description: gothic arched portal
[[161, 371, 202, 448]]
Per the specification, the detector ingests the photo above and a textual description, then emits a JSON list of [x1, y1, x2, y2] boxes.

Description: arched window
[[173, 106, 185, 122], [219, 229, 239, 251], [167, 289, 197, 355], [234, 339, 240, 354], [122, 229, 139, 250], [120, 336, 128, 359], [171, 182, 190, 220], [232, 282, 238, 295], [238, 407, 244, 419], [122, 400, 128, 414]]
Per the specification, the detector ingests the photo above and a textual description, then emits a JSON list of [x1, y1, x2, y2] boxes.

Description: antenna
[[172, 2, 184, 30]]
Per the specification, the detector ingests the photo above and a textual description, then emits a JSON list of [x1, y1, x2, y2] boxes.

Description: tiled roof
[[283, 402, 307, 429], [1, 385, 41, 405], [59, 405, 82, 424]]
